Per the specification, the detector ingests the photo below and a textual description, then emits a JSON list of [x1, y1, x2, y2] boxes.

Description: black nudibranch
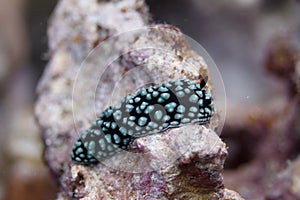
[[72, 78, 214, 164]]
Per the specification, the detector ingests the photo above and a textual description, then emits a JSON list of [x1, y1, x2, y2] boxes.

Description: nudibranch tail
[[72, 78, 214, 165]]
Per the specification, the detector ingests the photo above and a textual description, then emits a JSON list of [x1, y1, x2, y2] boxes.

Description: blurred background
[[0, 0, 299, 199]]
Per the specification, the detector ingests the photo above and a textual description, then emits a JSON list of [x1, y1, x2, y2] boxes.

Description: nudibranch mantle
[[72, 78, 214, 164]]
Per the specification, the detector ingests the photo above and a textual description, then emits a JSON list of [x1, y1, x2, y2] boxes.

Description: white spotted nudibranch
[[72, 78, 214, 164]]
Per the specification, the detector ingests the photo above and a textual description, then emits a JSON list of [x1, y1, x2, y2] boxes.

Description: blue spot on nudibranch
[[72, 78, 214, 165]]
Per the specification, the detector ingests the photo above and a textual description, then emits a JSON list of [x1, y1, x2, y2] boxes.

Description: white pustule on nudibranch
[[72, 78, 214, 164]]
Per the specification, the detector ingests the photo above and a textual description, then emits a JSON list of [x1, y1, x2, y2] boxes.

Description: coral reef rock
[[35, 0, 244, 199]]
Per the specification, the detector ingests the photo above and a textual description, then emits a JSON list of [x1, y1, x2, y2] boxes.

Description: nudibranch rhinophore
[[72, 78, 214, 164]]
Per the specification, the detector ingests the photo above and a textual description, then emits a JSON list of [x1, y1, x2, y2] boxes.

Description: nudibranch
[[72, 78, 214, 164]]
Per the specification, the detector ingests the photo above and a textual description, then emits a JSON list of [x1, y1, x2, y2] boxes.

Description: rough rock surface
[[68, 126, 229, 199], [35, 0, 243, 199]]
